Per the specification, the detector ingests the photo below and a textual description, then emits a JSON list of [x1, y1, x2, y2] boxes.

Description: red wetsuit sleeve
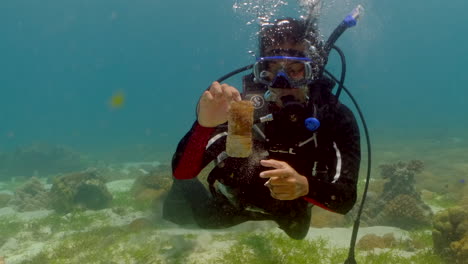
[[302, 196, 336, 213], [173, 123, 216, 180]]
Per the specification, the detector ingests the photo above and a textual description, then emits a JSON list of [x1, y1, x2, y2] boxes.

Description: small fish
[[109, 90, 125, 109], [460, 179, 466, 184]]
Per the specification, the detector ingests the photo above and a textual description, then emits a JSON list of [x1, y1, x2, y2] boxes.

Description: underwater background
[[0, 0, 467, 263]]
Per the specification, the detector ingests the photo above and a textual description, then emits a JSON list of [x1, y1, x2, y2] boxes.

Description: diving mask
[[253, 56, 314, 88]]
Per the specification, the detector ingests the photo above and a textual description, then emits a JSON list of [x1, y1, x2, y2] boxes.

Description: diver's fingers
[[209, 81, 223, 98], [270, 185, 292, 194], [270, 192, 294, 200], [232, 88, 242, 101], [260, 159, 287, 170], [220, 83, 234, 100], [202, 90, 214, 101], [264, 176, 289, 189], [220, 83, 241, 102], [260, 168, 290, 179], [226, 85, 241, 101], [270, 177, 292, 186], [271, 193, 296, 201], [266, 177, 293, 195]]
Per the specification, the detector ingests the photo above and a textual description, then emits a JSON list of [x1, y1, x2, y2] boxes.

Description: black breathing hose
[[324, 68, 372, 264], [215, 64, 253, 83], [325, 23, 348, 55], [331, 45, 347, 99]]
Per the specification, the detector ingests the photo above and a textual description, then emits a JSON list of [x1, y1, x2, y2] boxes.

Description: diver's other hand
[[197, 81, 242, 128], [260, 159, 309, 200]]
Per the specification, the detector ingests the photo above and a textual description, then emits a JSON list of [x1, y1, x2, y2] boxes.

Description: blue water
[[0, 0, 467, 157], [1, 1, 467, 263]]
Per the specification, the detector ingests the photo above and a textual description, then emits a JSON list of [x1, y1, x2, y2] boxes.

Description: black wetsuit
[[163, 78, 361, 240]]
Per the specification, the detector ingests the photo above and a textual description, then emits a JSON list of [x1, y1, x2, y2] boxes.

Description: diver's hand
[[197, 82, 242, 128], [260, 159, 309, 200]]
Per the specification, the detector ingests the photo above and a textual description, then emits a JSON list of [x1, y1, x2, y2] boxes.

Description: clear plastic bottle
[[226, 100, 254, 157]]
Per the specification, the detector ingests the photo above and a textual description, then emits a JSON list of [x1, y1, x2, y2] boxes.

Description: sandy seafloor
[[0, 136, 466, 264]]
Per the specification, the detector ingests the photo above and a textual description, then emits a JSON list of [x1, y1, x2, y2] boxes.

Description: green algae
[[213, 231, 346, 264], [23, 225, 153, 264], [111, 190, 152, 212], [28, 210, 109, 233], [14, 223, 444, 264], [0, 215, 23, 246], [214, 231, 443, 264], [425, 194, 458, 209], [2, 199, 444, 264], [22, 225, 195, 263]]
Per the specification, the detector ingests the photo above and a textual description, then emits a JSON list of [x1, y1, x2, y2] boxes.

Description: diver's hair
[[258, 17, 321, 57], [259, 18, 305, 56]]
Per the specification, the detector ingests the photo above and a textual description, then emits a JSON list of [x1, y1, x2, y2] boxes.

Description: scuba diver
[[162, 16, 361, 240]]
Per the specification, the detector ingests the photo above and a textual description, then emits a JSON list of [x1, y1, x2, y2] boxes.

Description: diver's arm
[[172, 122, 229, 180], [172, 122, 216, 179], [304, 104, 361, 214], [173, 82, 240, 179]]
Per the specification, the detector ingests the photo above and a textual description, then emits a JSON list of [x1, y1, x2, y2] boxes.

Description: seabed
[[1, 137, 467, 264]]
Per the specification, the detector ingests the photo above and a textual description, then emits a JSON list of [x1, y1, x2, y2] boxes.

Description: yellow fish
[[109, 91, 125, 109]]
